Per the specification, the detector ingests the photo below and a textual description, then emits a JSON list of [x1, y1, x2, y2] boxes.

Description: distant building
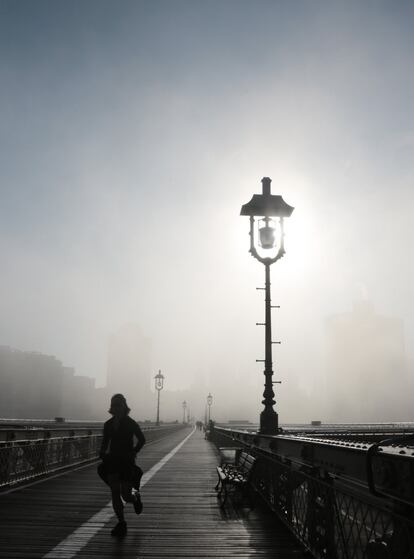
[[0, 346, 100, 420], [61, 367, 97, 420], [325, 301, 408, 422], [0, 347, 64, 418]]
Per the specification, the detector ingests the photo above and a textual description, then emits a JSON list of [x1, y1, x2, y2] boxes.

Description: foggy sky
[[1, 0, 414, 422]]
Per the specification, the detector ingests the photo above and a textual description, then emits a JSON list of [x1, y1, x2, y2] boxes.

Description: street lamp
[[154, 369, 164, 426], [182, 400, 187, 424], [207, 393, 213, 423], [240, 177, 294, 434]]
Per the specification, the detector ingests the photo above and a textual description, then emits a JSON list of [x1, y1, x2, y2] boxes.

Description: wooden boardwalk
[[0, 427, 309, 558]]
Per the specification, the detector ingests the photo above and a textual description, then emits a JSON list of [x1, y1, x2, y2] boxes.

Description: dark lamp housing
[[240, 177, 294, 218], [154, 370, 164, 391]]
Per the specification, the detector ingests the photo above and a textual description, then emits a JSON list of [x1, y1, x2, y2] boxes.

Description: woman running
[[99, 393, 146, 537]]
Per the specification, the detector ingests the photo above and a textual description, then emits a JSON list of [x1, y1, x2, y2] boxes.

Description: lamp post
[[240, 177, 294, 435], [182, 400, 187, 424], [207, 393, 213, 423], [154, 369, 164, 426]]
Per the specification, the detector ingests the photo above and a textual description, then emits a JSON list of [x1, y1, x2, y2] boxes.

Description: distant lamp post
[[207, 393, 213, 423], [182, 400, 187, 424], [154, 369, 164, 426], [240, 177, 294, 434]]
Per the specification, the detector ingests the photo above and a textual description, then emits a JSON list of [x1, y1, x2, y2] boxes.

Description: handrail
[[210, 425, 414, 559], [366, 434, 414, 504], [212, 426, 414, 506], [0, 434, 102, 489], [0, 422, 182, 442]]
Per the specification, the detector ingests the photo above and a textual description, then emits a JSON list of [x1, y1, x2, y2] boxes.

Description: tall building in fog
[[106, 324, 152, 419], [325, 301, 409, 422], [0, 347, 64, 418], [61, 366, 97, 420], [0, 346, 100, 420]]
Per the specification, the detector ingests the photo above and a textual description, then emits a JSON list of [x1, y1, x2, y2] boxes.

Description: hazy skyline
[[1, 1, 414, 422]]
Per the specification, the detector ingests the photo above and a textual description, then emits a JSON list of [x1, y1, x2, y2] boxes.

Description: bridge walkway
[[0, 426, 309, 558]]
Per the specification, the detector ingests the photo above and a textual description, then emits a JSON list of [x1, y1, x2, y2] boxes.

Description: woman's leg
[[108, 473, 125, 521], [121, 479, 143, 515], [120, 480, 134, 503]]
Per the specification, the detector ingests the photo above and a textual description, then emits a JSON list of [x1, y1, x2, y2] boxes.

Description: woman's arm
[[99, 422, 109, 459], [133, 422, 146, 454]]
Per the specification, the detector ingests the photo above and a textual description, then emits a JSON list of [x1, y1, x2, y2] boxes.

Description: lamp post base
[[259, 408, 279, 435]]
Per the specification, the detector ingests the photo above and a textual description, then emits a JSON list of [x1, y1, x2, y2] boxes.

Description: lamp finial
[[261, 177, 271, 196]]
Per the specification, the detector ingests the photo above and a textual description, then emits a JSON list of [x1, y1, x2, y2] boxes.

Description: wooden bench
[[215, 449, 256, 507]]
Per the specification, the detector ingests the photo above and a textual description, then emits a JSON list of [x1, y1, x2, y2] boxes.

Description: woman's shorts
[[98, 455, 143, 488]]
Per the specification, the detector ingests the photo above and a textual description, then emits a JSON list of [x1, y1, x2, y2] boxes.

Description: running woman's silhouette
[[99, 393, 146, 537]]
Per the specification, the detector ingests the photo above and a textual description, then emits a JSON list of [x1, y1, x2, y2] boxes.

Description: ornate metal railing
[[0, 423, 187, 489], [0, 434, 102, 488], [210, 426, 414, 559]]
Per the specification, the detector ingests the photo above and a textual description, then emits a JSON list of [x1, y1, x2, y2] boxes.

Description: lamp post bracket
[[256, 322, 266, 326], [256, 287, 266, 291], [271, 305, 280, 308], [256, 359, 265, 363], [272, 341, 281, 344]]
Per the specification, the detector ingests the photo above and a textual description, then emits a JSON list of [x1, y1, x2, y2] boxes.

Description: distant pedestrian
[[98, 393, 146, 538]]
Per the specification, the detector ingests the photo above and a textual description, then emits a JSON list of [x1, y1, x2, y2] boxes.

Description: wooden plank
[[0, 427, 309, 558]]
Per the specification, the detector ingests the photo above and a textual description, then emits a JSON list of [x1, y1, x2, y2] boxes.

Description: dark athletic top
[[100, 415, 146, 459]]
